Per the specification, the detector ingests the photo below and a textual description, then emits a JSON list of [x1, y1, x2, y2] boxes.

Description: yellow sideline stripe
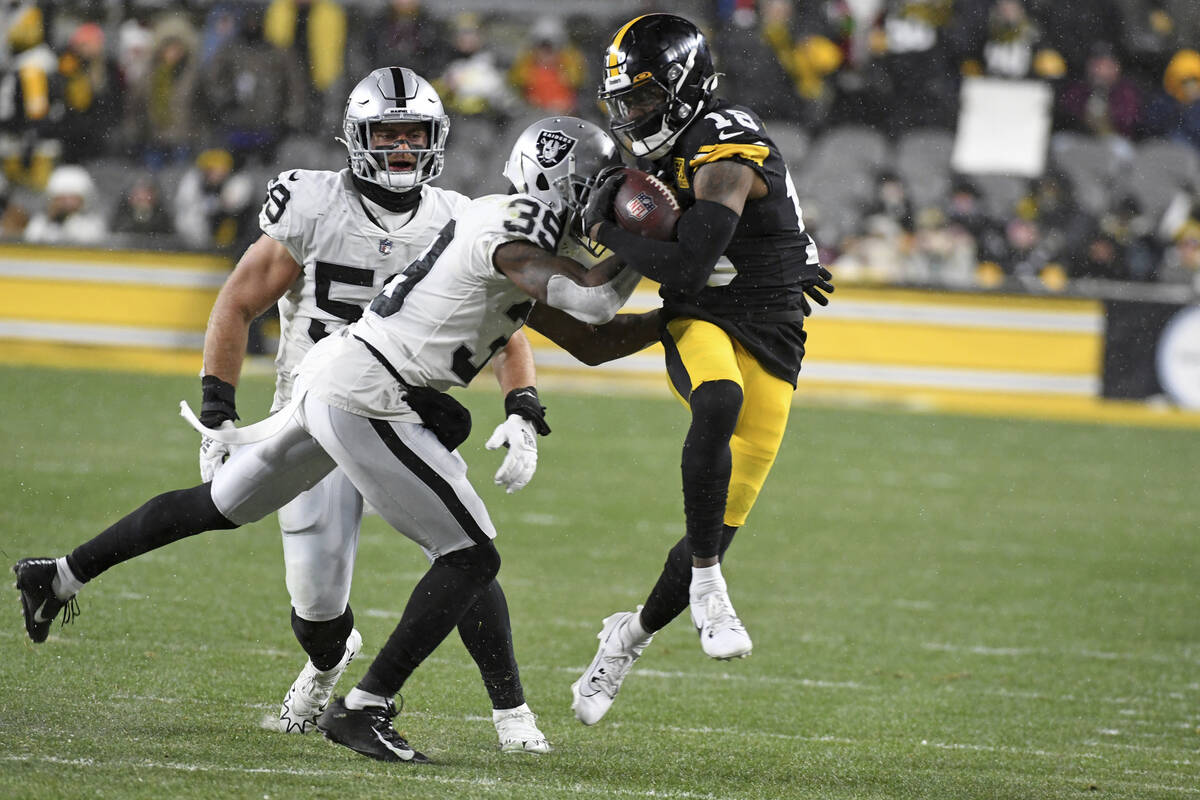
[[0, 244, 231, 272], [0, 340, 203, 374], [5, 338, 1198, 430], [0, 278, 218, 329], [795, 381, 1200, 429], [805, 318, 1099, 374], [831, 285, 1100, 313]]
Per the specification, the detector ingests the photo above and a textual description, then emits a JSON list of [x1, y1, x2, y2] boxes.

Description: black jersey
[[650, 99, 822, 385]]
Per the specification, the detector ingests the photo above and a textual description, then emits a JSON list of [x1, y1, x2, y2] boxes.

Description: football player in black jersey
[[571, 13, 834, 725]]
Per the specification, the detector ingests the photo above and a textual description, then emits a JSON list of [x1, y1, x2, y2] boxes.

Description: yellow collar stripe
[[690, 143, 770, 168], [607, 15, 648, 77]]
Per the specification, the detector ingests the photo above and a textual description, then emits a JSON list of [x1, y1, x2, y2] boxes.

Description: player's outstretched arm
[[494, 241, 641, 325], [526, 304, 661, 366], [197, 235, 302, 481], [587, 160, 757, 295]]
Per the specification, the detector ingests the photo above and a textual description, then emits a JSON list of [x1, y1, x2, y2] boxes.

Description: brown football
[[612, 167, 681, 241]]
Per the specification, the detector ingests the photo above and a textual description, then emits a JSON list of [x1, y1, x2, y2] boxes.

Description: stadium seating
[[1049, 132, 1123, 215], [1125, 138, 1200, 220], [895, 127, 955, 210]]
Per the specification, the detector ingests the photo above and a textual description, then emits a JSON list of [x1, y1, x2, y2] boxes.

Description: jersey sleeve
[[682, 106, 773, 180], [462, 194, 562, 279], [258, 170, 320, 263]]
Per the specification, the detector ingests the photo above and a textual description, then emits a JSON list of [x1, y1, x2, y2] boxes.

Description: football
[[612, 168, 681, 241]]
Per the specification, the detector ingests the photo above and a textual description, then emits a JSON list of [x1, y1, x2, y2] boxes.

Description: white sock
[[620, 611, 652, 647], [492, 702, 531, 721], [344, 688, 390, 710], [53, 557, 84, 601], [689, 564, 727, 602]]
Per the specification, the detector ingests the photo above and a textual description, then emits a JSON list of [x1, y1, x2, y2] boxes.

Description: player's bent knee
[[690, 380, 743, 430], [437, 540, 501, 587]]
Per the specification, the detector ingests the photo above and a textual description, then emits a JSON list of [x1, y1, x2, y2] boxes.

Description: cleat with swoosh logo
[[13, 558, 79, 643], [316, 697, 429, 763]]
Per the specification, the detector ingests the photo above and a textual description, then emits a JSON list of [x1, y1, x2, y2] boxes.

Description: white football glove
[[485, 414, 538, 494], [198, 420, 238, 482]]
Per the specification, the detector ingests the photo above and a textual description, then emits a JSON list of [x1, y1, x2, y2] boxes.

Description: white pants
[[211, 394, 497, 620], [278, 470, 363, 622]]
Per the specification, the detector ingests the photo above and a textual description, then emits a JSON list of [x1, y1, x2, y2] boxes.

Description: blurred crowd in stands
[[2, 0, 1199, 297]]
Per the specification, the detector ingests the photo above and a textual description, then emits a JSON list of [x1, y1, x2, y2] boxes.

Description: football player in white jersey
[[194, 68, 553, 752], [13, 115, 660, 763]]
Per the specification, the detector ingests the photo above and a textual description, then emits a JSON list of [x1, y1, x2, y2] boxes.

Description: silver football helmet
[[340, 67, 449, 192], [503, 116, 623, 238]]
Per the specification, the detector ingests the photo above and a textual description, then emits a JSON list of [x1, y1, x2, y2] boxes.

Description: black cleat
[[13, 558, 79, 643], [316, 697, 430, 763]]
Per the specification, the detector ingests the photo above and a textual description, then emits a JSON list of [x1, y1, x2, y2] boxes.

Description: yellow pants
[[664, 318, 793, 528]]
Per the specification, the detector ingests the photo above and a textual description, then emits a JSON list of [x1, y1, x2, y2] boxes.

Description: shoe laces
[[704, 592, 743, 633], [496, 707, 542, 739], [60, 596, 80, 628], [362, 698, 414, 747], [590, 622, 647, 697]]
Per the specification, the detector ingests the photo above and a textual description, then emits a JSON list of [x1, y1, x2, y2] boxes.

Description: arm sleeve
[[545, 264, 643, 325], [594, 199, 741, 294]]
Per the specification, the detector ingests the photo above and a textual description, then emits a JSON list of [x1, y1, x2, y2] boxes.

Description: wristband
[[504, 386, 550, 436], [200, 375, 239, 427]]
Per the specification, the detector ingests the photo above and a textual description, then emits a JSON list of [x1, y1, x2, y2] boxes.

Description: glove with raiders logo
[[199, 422, 238, 482], [485, 386, 550, 493], [486, 415, 539, 493], [198, 375, 240, 482]]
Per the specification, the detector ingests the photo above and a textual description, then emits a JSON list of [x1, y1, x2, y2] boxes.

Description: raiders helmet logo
[[535, 130, 577, 168]]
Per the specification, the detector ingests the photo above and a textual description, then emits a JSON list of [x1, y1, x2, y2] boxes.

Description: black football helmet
[[598, 14, 718, 161]]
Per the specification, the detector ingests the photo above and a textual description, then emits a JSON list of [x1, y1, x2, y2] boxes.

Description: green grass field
[[1, 364, 1196, 799]]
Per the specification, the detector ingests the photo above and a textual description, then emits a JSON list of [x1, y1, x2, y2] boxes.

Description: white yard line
[[0, 754, 734, 799], [923, 641, 1197, 665]]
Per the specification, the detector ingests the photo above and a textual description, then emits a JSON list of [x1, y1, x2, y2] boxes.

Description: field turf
[[1, 364, 1196, 799]]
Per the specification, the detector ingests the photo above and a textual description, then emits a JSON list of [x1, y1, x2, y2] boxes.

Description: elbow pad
[[546, 274, 625, 325]]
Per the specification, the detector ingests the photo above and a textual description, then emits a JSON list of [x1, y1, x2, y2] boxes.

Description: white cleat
[[276, 628, 363, 734], [570, 610, 653, 725], [493, 703, 552, 753], [690, 590, 752, 660]]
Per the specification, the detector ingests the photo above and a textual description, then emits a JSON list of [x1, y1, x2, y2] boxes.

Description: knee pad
[[438, 540, 501, 587], [689, 380, 743, 433]]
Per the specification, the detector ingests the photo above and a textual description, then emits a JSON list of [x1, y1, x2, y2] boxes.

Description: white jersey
[[298, 193, 570, 420], [258, 168, 471, 410]]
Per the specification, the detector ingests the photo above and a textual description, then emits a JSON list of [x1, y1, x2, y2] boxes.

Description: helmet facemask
[[339, 67, 450, 194], [346, 116, 446, 192]]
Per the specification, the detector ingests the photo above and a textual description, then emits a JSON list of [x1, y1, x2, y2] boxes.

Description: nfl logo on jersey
[[379, 238, 393, 255], [625, 192, 657, 222]]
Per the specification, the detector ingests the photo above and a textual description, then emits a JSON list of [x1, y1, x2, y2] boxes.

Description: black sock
[[458, 580, 523, 710], [66, 483, 237, 582], [680, 380, 741, 559], [292, 606, 355, 672], [358, 542, 500, 698]]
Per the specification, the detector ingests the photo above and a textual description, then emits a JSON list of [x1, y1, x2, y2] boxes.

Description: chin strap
[[350, 172, 423, 213]]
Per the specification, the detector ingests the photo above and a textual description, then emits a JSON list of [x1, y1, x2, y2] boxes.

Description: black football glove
[[581, 167, 626, 238], [799, 266, 835, 316]]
